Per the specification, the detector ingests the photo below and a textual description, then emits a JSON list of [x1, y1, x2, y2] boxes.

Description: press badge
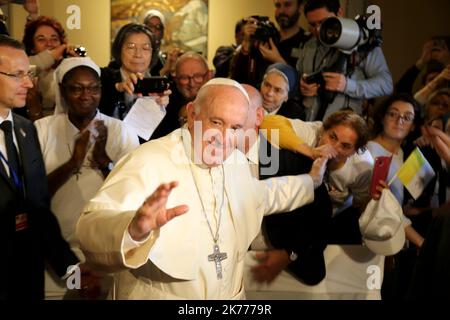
[[15, 213, 28, 232]]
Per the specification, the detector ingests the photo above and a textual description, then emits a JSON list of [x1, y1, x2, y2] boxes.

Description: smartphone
[[370, 156, 392, 197], [134, 77, 169, 94]]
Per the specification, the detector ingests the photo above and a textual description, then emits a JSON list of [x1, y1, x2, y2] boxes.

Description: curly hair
[[322, 110, 369, 152], [22, 16, 67, 55], [372, 93, 421, 138]]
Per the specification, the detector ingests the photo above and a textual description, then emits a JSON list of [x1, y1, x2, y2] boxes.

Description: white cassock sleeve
[[255, 174, 315, 217], [75, 150, 160, 273]]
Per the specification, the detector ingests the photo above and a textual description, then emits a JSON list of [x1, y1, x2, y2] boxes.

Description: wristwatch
[[289, 251, 298, 262]]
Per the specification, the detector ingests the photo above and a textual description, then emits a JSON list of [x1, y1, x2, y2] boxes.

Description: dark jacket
[[276, 99, 305, 121], [259, 138, 332, 285], [408, 207, 450, 300], [99, 67, 124, 118], [0, 114, 78, 300]]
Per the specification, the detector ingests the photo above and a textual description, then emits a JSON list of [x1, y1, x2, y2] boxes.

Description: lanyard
[[0, 150, 22, 190]]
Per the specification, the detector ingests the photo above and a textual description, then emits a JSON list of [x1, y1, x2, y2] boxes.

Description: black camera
[[74, 46, 87, 57], [64, 46, 87, 58], [134, 76, 170, 94], [304, 71, 325, 86], [248, 16, 280, 45]]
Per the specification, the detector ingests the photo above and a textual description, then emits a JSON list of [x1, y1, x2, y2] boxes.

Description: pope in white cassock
[[76, 78, 327, 299]]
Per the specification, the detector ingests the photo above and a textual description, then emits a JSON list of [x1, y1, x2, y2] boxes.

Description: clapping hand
[[90, 120, 111, 170]]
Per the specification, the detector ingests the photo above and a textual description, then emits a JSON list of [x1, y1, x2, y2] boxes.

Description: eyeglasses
[[0, 70, 34, 82], [63, 84, 102, 96], [147, 23, 164, 31], [177, 72, 207, 84], [386, 111, 415, 123], [124, 42, 152, 54], [34, 35, 61, 44]]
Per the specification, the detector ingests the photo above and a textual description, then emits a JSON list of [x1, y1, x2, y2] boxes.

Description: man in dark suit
[[0, 35, 79, 300], [242, 84, 331, 285]]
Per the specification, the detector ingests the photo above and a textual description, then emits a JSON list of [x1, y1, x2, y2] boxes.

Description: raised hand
[[423, 125, 450, 164], [23, 0, 39, 19], [49, 44, 68, 62], [259, 38, 286, 64], [416, 40, 434, 69], [129, 182, 189, 241], [115, 72, 144, 95]]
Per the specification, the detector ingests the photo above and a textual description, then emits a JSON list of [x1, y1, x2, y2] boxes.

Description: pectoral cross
[[208, 244, 227, 279]]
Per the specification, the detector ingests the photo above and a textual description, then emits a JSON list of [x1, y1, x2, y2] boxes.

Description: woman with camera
[[100, 23, 166, 120], [22, 16, 83, 120]]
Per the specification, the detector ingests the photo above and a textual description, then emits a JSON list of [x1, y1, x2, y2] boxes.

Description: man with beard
[[271, 0, 311, 68], [230, 0, 310, 88]]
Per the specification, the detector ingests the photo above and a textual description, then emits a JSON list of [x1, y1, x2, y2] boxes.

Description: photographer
[[22, 15, 84, 119], [230, 0, 310, 88], [143, 9, 182, 77], [396, 36, 450, 96], [297, 0, 393, 121]]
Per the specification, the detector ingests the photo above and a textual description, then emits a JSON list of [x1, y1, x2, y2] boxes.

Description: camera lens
[[319, 17, 363, 51], [319, 18, 342, 46]]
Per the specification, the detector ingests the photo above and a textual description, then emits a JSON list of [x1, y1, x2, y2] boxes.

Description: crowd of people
[[0, 0, 449, 300]]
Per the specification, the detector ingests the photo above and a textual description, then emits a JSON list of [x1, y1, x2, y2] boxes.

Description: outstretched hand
[[128, 182, 189, 241], [309, 157, 329, 189]]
